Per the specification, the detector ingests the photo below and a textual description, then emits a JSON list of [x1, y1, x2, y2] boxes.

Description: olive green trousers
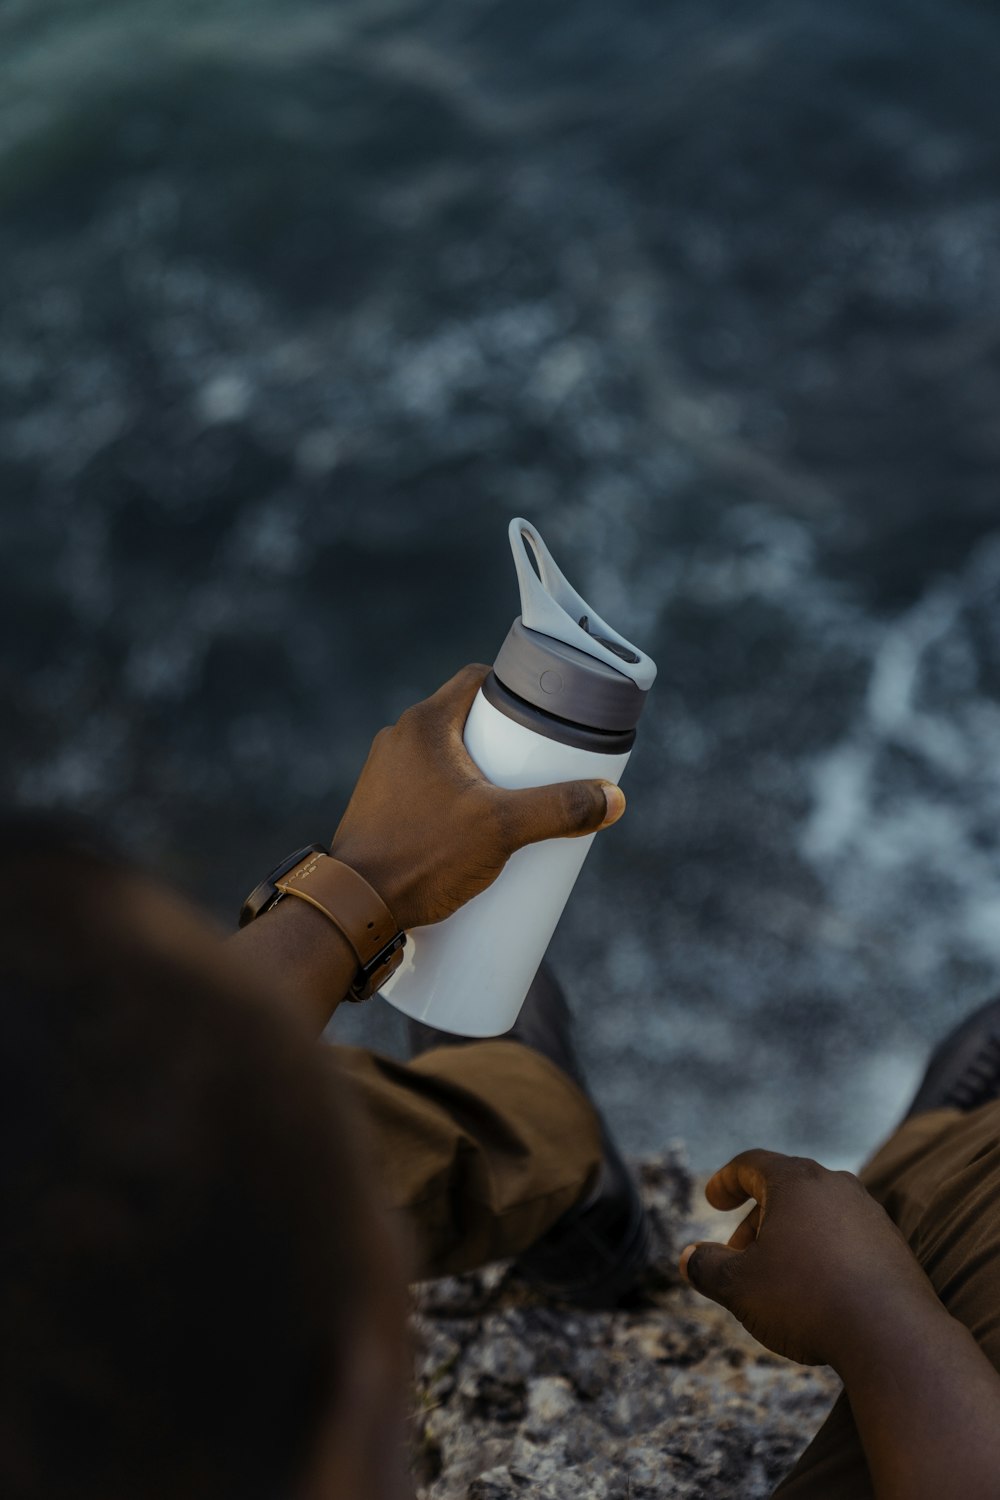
[[333, 1037, 1000, 1498], [331, 1038, 604, 1281], [775, 1099, 1000, 1497]]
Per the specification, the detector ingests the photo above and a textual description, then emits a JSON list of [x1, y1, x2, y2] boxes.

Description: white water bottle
[[382, 518, 656, 1037]]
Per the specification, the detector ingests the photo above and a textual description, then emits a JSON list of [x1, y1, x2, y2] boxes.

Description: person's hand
[[329, 664, 626, 932], [679, 1148, 941, 1370]]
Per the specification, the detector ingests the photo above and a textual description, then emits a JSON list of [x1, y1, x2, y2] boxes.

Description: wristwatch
[[239, 844, 406, 1002]]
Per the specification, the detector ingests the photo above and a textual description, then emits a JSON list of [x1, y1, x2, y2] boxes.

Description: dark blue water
[[4, 0, 1000, 1167]]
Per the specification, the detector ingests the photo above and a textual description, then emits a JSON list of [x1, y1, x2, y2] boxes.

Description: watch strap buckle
[[349, 932, 407, 1002]]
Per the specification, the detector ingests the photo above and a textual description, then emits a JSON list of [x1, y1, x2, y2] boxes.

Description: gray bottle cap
[[494, 618, 648, 732], [491, 520, 657, 734]]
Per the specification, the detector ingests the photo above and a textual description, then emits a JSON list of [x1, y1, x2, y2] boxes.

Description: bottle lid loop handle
[[509, 519, 656, 690]]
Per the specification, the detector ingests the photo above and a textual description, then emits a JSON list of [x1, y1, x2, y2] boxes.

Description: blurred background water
[[3, 0, 1000, 1169]]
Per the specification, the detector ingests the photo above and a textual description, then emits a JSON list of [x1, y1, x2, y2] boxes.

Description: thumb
[[500, 779, 626, 849], [679, 1241, 743, 1310]]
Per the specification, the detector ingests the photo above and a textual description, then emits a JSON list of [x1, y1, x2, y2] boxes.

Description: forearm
[[838, 1291, 1000, 1499], [228, 895, 359, 1036]]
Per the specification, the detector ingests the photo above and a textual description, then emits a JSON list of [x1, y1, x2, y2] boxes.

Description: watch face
[[239, 843, 326, 927], [238, 878, 276, 928]]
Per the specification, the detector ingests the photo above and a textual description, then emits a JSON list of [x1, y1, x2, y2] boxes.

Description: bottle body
[[381, 687, 632, 1036]]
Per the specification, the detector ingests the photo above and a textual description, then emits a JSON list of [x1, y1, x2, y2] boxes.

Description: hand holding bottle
[[330, 663, 626, 933]]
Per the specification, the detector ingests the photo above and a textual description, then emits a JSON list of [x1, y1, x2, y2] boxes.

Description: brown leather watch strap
[[275, 852, 400, 970]]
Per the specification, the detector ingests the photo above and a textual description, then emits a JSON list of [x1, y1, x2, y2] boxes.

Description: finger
[[679, 1241, 742, 1310], [705, 1148, 793, 1213], [728, 1203, 761, 1251], [498, 779, 626, 848], [421, 664, 491, 730]]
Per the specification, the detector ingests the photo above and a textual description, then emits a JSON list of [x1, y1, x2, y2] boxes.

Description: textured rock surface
[[409, 1154, 838, 1499]]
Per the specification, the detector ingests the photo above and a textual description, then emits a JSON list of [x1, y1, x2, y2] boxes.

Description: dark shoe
[[515, 1131, 652, 1309], [904, 996, 1000, 1119], [406, 963, 651, 1308]]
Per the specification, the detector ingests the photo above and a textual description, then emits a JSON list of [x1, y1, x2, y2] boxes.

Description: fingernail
[[601, 784, 626, 827], [678, 1244, 696, 1281]]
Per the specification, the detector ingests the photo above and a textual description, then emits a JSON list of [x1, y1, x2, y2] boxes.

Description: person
[[0, 817, 406, 1500], [5, 661, 1000, 1498], [0, 662, 640, 1500]]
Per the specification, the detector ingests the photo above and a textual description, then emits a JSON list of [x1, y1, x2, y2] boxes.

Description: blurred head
[[0, 818, 411, 1500]]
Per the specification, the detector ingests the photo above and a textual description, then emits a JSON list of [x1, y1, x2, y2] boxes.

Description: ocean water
[[3, 0, 1000, 1168]]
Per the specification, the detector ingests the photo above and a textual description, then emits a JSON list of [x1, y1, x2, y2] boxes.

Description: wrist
[[327, 840, 410, 931], [828, 1278, 949, 1384], [229, 888, 359, 1035], [275, 851, 406, 1000]]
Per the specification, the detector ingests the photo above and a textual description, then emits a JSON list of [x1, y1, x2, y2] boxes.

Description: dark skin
[[232, 663, 625, 1034], [680, 1150, 1000, 1498], [234, 660, 1000, 1496]]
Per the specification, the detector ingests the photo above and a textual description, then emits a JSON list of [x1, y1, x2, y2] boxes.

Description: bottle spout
[[509, 518, 657, 691]]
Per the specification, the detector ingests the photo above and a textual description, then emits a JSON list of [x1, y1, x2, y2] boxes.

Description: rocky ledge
[[410, 1152, 838, 1500]]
